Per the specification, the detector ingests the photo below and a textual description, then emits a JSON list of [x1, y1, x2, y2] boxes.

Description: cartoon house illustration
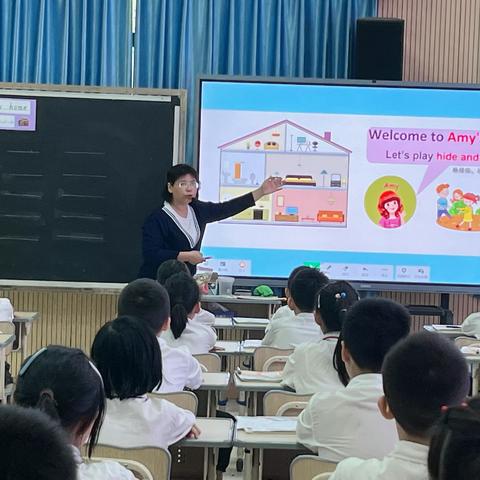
[[218, 120, 351, 227]]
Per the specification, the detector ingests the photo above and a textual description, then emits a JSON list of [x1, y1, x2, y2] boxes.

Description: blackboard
[[0, 86, 183, 282]]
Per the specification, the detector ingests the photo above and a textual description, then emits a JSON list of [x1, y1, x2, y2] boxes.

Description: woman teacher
[[139, 164, 283, 278]]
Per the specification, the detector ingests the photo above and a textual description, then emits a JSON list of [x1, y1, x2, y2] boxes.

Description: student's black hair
[[164, 272, 200, 339], [428, 397, 480, 480], [315, 281, 359, 332], [289, 268, 329, 312], [156, 258, 190, 285], [118, 278, 170, 333], [0, 405, 77, 480], [341, 297, 411, 374], [91, 315, 162, 400], [384, 331, 469, 439], [14, 345, 105, 458], [286, 265, 311, 291], [163, 163, 199, 202]]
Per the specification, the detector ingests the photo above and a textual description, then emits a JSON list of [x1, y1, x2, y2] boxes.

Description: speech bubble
[[367, 127, 480, 193]]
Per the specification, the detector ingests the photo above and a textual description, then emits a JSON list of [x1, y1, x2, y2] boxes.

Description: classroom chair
[[89, 457, 153, 480], [290, 455, 336, 480], [194, 352, 221, 372], [148, 390, 198, 414], [263, 391, 312, 416], [312, 473, 332, 480], [91, 445, 171, 480], [257, 392, 314, 480], [253, 346, 294, 371], [147, 391, 207, 479], [263, 354, 290, 372]]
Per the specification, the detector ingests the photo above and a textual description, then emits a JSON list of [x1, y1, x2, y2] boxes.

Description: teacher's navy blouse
[[138, 192, 255, 278]]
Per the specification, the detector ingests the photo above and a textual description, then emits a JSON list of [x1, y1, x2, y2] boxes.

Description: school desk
[[180, 417, 234, 480], [197, 372, 231, 417], [423, 324, 466, 339], [13, 311, 40, 361], [234, 374, 286, 415], [202, 294, 283, 318], [234, 416, 305, 480], [0, 333, 15, 403]]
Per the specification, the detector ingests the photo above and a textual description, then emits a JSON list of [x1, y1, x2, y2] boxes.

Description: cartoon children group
[[436, 183, 479, 231]]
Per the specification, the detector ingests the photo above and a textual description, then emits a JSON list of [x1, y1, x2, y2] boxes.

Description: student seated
[[297, 298, 411, 462], [461, 311, 480, 338], [118, 278, 202, 393], [428, 396, 480, 480], [0, 404, 76, 480], [330, 331, 470, 479], [156, 258, 215, 326], [281, 281, 358, 394], [269, 265, 313, 324], [14, 346, 135, 480], [262, 268, 329, 349], [91, 315, 199, 449], [162, 272, 217, 354]]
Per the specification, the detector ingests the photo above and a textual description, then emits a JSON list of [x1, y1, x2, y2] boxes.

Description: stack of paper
[[242, 339, 263, 349], [233, 317, 270, 326], [431, 324, 462, 331], [235, 369, 282, 382], [236, 416, 297, 432]]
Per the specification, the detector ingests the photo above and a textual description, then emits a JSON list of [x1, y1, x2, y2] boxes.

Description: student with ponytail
[[281, 281, 359, 394], [162, 272, 217, 354], [14, 346, 134, 480]]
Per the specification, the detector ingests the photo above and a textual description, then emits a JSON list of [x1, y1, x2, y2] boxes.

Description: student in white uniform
[[262, 268, 328, 349], [0, 404, 77, 480], [461, 311, 480, 338], [281, 281, 359, 394], [157, 258, 215, 326], [269, 265, 313, 324], [330, 331, 470, 479], [118, 278, 202, 393], [428, 395, 480, 480], [297, 298, 411, 462], [162, 272, 217, 354], [91, 316, 199, 449], [14, 346, 134, 480]]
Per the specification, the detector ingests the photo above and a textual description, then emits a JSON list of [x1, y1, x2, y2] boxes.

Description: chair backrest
[[89, 457, 154, 480], [455, 336, 480, 349], [290, 455, 336, 480], [92, 445, 171, 480], [193, 352, 221, 372], [254, 346, 293, 371], [0, 321, 14, 335], [148, 391, 198, 414], [262, 355, 290, 372], [263, 391, 312, 416], [313, 473, 332, 480]]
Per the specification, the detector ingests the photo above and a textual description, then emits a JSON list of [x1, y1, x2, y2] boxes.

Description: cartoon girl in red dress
[[377, 190, 405, 229]]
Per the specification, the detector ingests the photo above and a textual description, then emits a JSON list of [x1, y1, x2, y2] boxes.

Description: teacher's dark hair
[[164, 164, 199, 202], [164, 272, 200, 339]]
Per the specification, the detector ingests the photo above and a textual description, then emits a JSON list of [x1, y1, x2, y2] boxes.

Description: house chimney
[[324, 131, 332, 141]]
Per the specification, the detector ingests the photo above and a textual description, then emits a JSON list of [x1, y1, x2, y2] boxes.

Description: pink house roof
[[218, 119, 351, 153]]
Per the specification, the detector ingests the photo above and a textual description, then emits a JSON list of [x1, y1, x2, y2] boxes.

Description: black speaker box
[[354, 17, 404, 81]]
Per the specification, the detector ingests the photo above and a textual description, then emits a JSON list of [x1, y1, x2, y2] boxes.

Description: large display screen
[[196, 78, 480, 291]]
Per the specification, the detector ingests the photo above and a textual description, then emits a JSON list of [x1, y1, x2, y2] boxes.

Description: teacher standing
[[138, 164, 283, 278]]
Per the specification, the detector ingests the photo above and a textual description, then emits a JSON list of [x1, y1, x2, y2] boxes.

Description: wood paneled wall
[[2, 286, 479, 376], [378, 0, 480, 83]]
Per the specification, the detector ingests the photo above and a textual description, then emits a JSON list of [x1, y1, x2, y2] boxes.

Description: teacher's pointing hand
[[253, 176, 284, 201]]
